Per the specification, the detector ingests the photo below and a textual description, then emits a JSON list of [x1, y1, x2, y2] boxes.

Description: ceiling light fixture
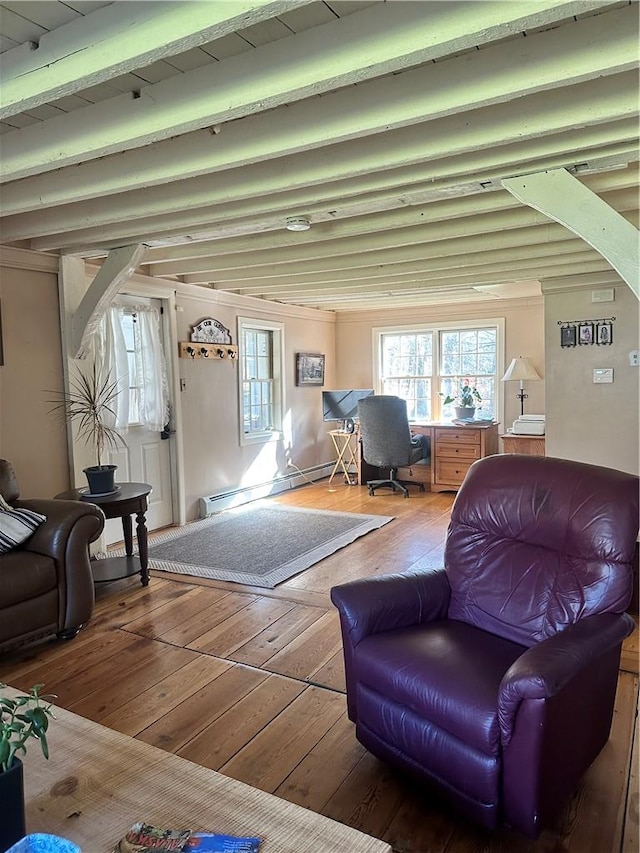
[[285, 216, 311, 232]]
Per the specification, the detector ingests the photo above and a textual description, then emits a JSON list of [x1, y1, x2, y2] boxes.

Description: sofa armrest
[[498, 612, 634, 747], [330, 568, 451, 646], [16, 499, 105, 560]]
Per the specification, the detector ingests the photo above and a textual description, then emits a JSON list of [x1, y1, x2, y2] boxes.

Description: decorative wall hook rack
[[179, 342, 238, 360], [179, 316, 238, 359]]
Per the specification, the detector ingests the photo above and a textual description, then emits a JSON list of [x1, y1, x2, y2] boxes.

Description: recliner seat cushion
[[355, 620, 526, 754]]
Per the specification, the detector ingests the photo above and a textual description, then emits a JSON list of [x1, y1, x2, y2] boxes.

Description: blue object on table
[[6, 835, 81, 853]]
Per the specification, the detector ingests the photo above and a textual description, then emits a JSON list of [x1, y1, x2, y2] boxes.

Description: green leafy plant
[[47, 363, 126, 469], [442, 384, 482, 408], [0, 683, 56, 772]]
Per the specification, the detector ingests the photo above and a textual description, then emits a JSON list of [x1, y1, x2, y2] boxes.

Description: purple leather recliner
[[331, 454, 639, 838]]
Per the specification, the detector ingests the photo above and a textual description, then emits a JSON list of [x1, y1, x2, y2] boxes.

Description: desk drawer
[[436, 442, 480, 461], [435, 458, 473, 486], [435, 428, 479, 445]]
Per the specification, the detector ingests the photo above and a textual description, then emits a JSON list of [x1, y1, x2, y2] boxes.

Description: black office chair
[[357, 395, 428, 497]]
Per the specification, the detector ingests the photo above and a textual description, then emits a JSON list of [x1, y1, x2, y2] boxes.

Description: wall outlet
[[593, 368, 613, 383], [630, 350, 639, 367]]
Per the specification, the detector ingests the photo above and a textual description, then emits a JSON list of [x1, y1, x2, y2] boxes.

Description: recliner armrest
[[498, 612, 634, 746], [331, 568, 451, 645], [15, 498, 105, 561]]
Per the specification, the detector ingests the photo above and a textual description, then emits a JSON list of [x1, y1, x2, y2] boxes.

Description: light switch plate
[[593, 368, 613, 383]]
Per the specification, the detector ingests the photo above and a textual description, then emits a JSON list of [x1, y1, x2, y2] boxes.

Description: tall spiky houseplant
[[48, 363, 126, 494]]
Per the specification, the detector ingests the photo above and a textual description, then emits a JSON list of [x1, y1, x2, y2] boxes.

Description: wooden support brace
[[502, 168, 639, 298]]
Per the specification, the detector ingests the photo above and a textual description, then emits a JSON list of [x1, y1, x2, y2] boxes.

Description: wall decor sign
[[190, 317, 232, 344], [296, 352, 325, 386], [558, 317, 615, 348]]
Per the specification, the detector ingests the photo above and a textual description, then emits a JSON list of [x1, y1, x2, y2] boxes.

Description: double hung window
[[239, 318, 284, 441], [376, 321, 502, 422]]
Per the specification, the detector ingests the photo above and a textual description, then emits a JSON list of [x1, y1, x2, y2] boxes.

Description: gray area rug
[[111, 501, 393, 588]]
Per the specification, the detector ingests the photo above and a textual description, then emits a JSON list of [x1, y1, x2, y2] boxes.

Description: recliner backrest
[[357, 396, 414, 468], [445, 454, 639, 647]]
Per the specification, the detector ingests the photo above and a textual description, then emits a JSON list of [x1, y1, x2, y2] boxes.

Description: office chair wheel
[[368, 486, 375, 496]]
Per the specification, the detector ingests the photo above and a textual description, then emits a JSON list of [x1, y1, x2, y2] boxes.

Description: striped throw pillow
[[0, 497, 46, 554]]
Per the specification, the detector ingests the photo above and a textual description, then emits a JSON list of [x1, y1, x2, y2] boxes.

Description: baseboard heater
[[199, 463, 334, 517]]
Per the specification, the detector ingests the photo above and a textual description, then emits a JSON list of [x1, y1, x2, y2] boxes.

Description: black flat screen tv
[[322, 389, 374, 423]]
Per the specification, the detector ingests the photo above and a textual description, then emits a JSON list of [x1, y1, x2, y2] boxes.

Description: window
[[376, 321, 502, 422], [239, 318, 284, 441], [121, 311, 142, 425]]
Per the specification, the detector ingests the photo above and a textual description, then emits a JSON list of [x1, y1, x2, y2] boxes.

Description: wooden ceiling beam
[[142, 167, 639, 265], [1, 4, 636, 193], [0, 1, 308, 120], [7, 119, 638, 250]]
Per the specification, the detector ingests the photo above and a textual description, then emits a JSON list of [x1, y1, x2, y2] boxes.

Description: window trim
[[372, 318, 506, 426], [238, 316, 285, 446]]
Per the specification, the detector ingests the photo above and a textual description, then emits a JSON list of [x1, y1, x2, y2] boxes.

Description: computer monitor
[[322, 389, 374, 426]]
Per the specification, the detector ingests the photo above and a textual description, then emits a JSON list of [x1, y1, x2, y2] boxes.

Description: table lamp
[[501, 356, 542, 416]]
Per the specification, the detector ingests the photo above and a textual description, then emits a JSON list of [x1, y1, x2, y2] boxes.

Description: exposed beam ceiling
[[0, 0, 638, 312]]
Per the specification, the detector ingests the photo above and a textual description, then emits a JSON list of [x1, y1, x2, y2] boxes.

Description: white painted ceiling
[[0, 0, 638, 312]]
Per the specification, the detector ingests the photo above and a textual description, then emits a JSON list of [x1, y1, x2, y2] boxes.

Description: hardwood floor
[[1, 481, 638, 852]]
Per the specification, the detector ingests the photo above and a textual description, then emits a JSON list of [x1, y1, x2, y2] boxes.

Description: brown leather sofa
[[0, 459, 105, 653]]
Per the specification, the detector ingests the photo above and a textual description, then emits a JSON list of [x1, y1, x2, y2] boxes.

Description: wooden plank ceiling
[[0, 0, 638, 311]]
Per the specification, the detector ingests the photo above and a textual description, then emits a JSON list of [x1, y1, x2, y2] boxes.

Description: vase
[[454, 406, 475, 420], [0, 757, 26, 850], [82, 465, 117, 495]]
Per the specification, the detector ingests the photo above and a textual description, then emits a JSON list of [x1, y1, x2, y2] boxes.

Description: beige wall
[[173, 286, 336, 519], [543, 283, 639, 474], [335, 297, 545, 431], [0, 248, 70, 497]]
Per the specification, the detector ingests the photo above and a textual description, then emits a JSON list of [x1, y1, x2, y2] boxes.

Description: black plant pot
[[0, 757, 26, 850], [83, 464, 117, 495]]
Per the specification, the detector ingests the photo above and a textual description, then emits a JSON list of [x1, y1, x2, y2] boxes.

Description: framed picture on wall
[[596, 322, 613, 345], [578, 322, 594, 345], [296, 352, 325, 386], [560, 325, 577, 348]]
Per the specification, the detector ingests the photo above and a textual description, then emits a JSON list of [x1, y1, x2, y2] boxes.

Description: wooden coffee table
[[14, 689, 391, 853]]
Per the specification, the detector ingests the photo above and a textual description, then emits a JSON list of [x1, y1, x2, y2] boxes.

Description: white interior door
[[103, 296, 174, 545]]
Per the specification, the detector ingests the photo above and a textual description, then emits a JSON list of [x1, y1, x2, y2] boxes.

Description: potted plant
[[0, 683, 56, 849], [48, 363, 126, 495], [442, 384, 482, 420]]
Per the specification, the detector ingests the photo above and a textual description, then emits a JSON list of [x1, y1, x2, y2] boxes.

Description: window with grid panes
[[378, 324, 498, 422], [121, 311, 141, 424], [239, 319, 283, 439]]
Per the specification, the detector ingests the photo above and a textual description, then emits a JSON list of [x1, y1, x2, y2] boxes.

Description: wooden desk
[[359, 421, 499, 493], [13, 688, 391, 853], [501, 433, 546, 456], [56, 483, 152, 585]]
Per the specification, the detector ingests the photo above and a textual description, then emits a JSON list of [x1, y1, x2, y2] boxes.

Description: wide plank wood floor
[[1, 481, 638, 853]]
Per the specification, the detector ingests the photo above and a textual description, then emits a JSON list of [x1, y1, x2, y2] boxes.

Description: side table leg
[[122, 515, 133, 555], [136, 509, 150, 586]]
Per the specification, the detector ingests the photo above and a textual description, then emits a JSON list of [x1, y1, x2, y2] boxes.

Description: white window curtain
[[134, 305, 170, 432], [94, 304, 129, 430], [95, 304, 169, 432]]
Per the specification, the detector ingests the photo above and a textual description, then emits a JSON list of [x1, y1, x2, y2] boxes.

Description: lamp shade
[[502, 356, 542, 382]]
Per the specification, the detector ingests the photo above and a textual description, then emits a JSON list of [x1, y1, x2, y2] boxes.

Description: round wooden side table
[[56, 482, 153, 585]]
